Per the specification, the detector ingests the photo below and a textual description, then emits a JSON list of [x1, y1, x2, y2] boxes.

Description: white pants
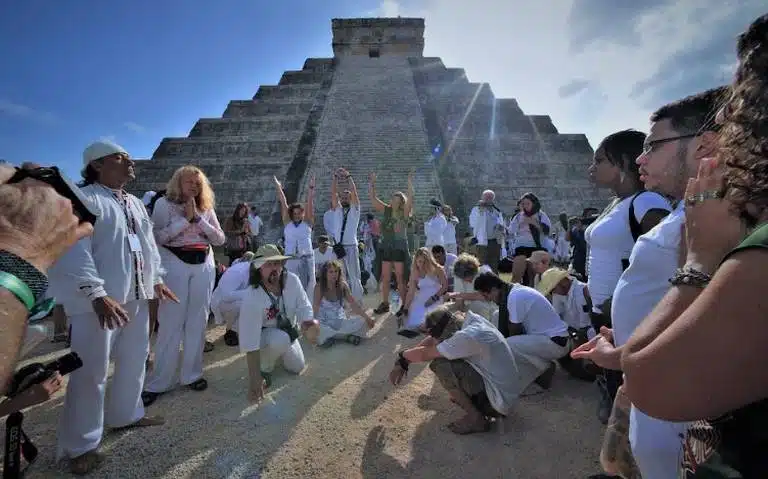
[[57, 300, 149, 459], [340, 245, 364, 302], [211, 289, 249, 332], [630, 405, 689, 479], [317, 316, 367, 345], [286, 254, 315, 297], [445, 243, 458, 255], [145, 249, 214, 393], [506, 334, 569, 387], [260, 327, 306, 373]]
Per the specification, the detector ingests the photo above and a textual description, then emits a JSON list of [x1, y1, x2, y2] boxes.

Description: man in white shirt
[[238, 244, 319, 399], [424, 199, 447, 247], [313, 235, 337, 279], [442, 205, 459, 254], [248, 209, 263, 251], [49, 140, 177, 475], [572, 87, 725, 479], [468, 190, 504, 273], [474, 272, 571, 391], [389, 306, 520, 435], [323, 168, 363, 302], [211, 258, 252, 347]]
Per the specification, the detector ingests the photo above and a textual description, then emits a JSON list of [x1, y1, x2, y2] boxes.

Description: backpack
[[627, 192, 643, 242]]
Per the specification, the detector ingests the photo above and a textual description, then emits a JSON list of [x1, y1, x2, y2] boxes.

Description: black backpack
[[146, 190, 166, 216]]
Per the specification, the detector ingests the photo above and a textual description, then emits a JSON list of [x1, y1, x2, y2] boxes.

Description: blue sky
[[1, 0, 764, 180]]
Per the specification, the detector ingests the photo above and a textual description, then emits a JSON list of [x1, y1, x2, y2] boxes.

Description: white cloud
[[0, 99, 58, 125], [376, 0, 402, 17], [374, 0, 763, 147], [100, 134, 118, 143], [123, 121, 147, 133]]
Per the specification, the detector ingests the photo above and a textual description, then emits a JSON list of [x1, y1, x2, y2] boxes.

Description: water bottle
[[389, 290, 401, 311]]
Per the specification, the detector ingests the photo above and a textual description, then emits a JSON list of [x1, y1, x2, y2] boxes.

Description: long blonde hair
[[413, 247, 441, 277], [165, 165, 215, 211]]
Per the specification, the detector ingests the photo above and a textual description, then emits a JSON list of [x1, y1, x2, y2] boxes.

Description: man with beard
[[49, 140, 177, 475], [388, 305, 520, 434], [238, 244, 320, 400], [324, 168, 364, 302]]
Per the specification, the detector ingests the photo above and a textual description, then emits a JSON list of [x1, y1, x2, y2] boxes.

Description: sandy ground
[[8, 294, 604, 479]]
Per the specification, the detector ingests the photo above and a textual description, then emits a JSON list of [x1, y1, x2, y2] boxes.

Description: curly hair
[[165, 165, 216, 211], [720, 14, 768, 226]]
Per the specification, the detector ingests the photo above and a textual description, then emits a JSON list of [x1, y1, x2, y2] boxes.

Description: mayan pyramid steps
[[129, 18, 609, 243]]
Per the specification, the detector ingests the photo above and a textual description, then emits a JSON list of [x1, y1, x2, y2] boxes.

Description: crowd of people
[[1, 12, 767, 479]]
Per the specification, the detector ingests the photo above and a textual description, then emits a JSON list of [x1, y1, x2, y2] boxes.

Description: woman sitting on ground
[[313, 260, 375, 347], [400, 247, 449, 334]]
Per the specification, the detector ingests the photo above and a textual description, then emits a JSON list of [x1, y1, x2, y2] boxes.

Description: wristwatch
[[0, 250, 54, 320]]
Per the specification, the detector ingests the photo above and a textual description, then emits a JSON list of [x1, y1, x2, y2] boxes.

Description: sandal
[[188, 378, 208, 391], [70, 449, 105, 476], [345, 335, 361, 346], [373, 302, 390, 315], [141, 391, 161, 407], [203, 341, 214, 353], [223, 329, 239, 346]]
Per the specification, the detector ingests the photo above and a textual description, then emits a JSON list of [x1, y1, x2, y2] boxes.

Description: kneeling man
[[211, 258, 252, 346], [474, 272, 571, 390], [238, 244, 320, 398], [389, 306, 520, 435]]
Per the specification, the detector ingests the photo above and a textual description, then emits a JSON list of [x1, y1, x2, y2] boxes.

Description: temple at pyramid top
[[331, 18, 425, 57]]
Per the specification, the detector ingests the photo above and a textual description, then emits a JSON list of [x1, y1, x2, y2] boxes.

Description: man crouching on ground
[[237, 244, 320, 402], [388, 305, 519, 434]]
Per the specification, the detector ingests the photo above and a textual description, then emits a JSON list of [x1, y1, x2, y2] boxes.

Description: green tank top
[[381, 205, 409, 248], [722, 222, 768, 263]]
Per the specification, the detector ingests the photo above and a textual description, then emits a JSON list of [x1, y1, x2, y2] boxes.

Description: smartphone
[[7, 166, 99, 225]]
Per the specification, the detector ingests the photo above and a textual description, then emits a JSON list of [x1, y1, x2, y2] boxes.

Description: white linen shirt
[[324, 205, 360, 246], [48, 183, 165, 315]]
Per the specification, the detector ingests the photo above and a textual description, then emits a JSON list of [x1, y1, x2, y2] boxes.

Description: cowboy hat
[[252, 244, 292, 269], [536, 267, 571, 297]]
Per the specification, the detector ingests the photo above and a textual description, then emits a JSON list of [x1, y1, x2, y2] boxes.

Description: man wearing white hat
[[537, 267, 594, 338], [237, 244, 319, 401], [48, 139, 177, 475]]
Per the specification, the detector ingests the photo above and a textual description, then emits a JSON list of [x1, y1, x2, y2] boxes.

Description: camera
[[4, 353, 81, 478], [5, 352, 82, 399], [7, 167, 99, 225]]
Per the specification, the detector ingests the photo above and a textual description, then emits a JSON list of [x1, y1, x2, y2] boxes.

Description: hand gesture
[[248, 378, 267, 404], [273, 175, 282, 189], [184, 196, 196, 221], [443, 292, 460, 302], [369, 172, 376, 185], [408, 169, 414, 184], [570, 327, 616, 370], [0, 170, 94, 273], [684, 157, 747, 272], [29, 372, 64, 405], [92, 296, 131, 330], [154, 283, 180, 303], [389, 364, 407, 386], [309, 175, 316, 190]]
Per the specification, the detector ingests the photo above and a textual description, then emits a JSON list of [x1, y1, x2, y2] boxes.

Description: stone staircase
[[129, 58, 336, 240], [295, 55, 442, 243]]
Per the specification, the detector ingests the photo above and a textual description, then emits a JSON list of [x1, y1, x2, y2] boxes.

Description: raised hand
[[273, 175, 282, 189], [309, 175, 316, 190], [184, 196, 196, 220], [369, 172, 376, 185]]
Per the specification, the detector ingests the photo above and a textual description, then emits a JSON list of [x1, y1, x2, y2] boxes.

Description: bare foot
[[70, 449, 105, 476], [447, 415, 490, 435]]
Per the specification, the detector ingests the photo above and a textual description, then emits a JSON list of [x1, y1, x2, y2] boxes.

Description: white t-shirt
[[248, 215, 263, 236], [506, 285, 568, 337], [612, 203, 684, 346], [284, 221, 313, 256], [237, 271, 314, 353], [552, 279, 592, 330], [424, 213, 448, 246], [444, 216, 458, 245], [313, 246, 337, 273], [324, 205, 360, 245], [585, 192, 671, 312], [211, 261, 250, 308], [436, 311, 520, 415]]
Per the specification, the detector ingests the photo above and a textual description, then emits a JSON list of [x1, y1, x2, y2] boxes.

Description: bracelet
[[397, 351, 410, 372], [669, 267, 712, 288], [0, 270, 36, 311]]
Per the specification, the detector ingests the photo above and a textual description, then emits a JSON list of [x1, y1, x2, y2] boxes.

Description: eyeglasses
[[642, 133, 699, 155]]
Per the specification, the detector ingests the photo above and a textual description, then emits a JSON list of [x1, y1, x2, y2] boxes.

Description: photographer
[[0, 162, 93, 394]]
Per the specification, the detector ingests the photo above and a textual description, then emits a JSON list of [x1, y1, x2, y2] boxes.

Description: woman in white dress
[[313, 260, 375, 347], [274, 175, 316, 296], [400, 247, 449, 334]]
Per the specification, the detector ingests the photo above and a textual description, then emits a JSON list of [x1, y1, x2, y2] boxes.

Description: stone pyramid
[[129, 18, 610, 243]]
